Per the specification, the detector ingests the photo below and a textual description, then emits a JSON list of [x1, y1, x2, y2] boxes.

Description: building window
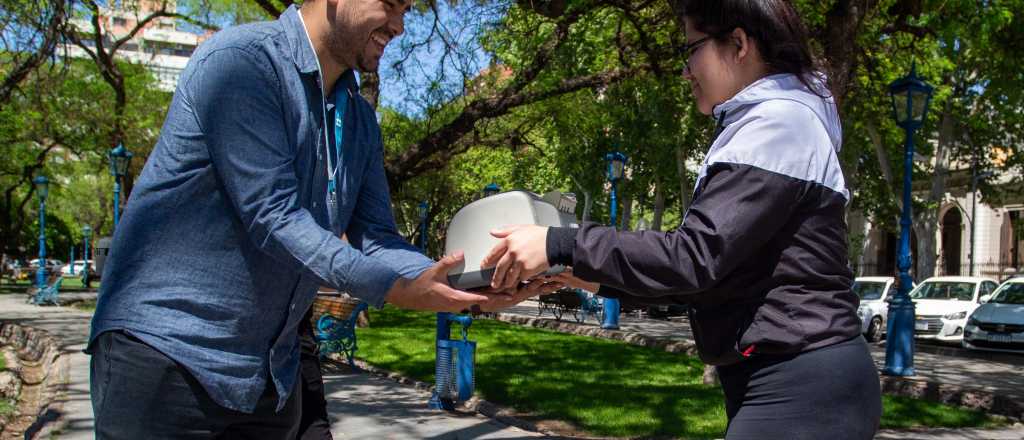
[[113, 17, 127, 27]]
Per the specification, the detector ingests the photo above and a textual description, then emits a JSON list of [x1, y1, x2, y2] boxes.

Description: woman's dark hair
[[681, 0, 829, 97]]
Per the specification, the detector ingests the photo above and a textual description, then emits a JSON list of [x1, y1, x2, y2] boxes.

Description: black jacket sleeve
[[569, 162, 803, 298]]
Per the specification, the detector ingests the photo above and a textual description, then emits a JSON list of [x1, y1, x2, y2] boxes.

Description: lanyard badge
[[326, 87, 348, 198], [325, 85, 349, 230]]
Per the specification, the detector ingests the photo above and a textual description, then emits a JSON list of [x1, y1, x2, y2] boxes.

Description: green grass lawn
[[356, 306, 1005, 439], [73, 299, 97, 312], [0, 354, 13, 419], [0, 277, 98, 293], [0, 280, 30, 295]]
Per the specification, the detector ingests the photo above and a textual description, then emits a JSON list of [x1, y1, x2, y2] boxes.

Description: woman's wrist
[[545, 227, 576, 267]]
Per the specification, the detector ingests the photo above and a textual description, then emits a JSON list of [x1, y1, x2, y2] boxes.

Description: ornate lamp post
[[883, 63, 934, 377], [109, 144, 133, 228], [601, 151, 627, 330], [33, 175, 49, 290], [82, 225, 93, 287], [482, 183, 501, 198]]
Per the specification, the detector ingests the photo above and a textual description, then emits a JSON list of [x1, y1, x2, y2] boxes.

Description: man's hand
[[385, 252, 496, 312], [480, 224, 551, 290]]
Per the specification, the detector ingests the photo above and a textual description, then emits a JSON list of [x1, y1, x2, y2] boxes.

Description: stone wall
[[0, 323, 70, 439]]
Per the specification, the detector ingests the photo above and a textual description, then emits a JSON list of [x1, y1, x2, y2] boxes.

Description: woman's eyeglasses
[[683, 36, 712, 72]]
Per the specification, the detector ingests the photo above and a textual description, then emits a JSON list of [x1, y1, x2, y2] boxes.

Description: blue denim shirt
[[88, 5, 432, 413]]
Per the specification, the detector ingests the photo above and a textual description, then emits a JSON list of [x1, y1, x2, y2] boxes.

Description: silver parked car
[[963, 278, 1024, 354], [854, 276, 915, 342]]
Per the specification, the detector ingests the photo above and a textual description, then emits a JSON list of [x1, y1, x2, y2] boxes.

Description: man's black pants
[[297, 310, 333, 440], [90, 331, 301, 439]]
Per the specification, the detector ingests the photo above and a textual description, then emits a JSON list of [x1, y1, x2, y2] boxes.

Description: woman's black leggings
[[717, 337, 881, 440]]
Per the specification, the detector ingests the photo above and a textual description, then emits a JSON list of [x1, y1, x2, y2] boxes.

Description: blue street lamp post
[[33, 176, 50, 290], [82, 225, 92, 287], [417, 201, 429, 251], [109, 144, 133, 228], [482, 183, 500, 198], [601, 152, 627, 330], [883, 64, 934, 377]]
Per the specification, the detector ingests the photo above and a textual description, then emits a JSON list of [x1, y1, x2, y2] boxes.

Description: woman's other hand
[[548, 268, 600, 293]]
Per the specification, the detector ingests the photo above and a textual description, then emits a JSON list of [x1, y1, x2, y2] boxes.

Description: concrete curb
[[0, 323, 70, 439], [879, 376, 1023, 420], [493, 313, 700, 356], [493, 313, 1024, 421]]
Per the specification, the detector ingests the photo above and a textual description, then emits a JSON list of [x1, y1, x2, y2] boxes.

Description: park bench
[[538, 288, 604, 324], [29, 273, 63, 306], [310, 293, 369, 368]]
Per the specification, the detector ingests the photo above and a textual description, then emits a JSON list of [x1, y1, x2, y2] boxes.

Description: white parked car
[[61, 260, 94, 277], [911, 276, 999, 343], [854, 276, 916, 342], [963, 278, 1024, 354]]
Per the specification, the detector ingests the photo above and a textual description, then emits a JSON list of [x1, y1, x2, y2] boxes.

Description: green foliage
[[0, 58, 170, 257]]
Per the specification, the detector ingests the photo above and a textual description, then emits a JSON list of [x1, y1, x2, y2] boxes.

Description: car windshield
[[910, 282, 975, 301], [853, 281, 887, 300], [990, 283, 1024, 305]]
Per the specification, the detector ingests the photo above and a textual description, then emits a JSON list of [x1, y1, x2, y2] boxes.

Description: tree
[[0, 58, 169, 259], [0, 0, 68, 107]]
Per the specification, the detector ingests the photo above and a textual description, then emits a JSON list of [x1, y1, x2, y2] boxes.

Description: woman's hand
[[481, 224, 551, 290], [547, 268, 600, 293]]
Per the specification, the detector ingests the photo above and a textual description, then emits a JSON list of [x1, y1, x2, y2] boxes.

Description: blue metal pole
[[429, 312, 452, 410], [113, 177, 121, 229], [83, 234, 90, 287], [36, 199, 47, 289], [601, 180, 621, 329], [70, 246, 75, 275], [883, 123, 917, 376]]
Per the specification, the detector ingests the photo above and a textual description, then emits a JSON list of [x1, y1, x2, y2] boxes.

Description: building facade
[[65, 0, 210, 91]]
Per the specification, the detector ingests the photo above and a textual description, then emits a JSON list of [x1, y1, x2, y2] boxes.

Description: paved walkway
[[0, 294, 540, 439], [1, 292, 1021, 439]]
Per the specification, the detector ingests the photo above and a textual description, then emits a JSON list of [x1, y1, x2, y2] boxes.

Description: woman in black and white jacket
[[484, 1, 881, 438]]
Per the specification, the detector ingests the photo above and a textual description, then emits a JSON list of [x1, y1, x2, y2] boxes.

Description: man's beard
[[324, 28, 379, 73]]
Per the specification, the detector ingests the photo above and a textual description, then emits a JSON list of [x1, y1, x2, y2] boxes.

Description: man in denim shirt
[[86, 0, 541, 437]]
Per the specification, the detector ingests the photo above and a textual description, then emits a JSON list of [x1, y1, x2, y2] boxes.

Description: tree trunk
[[619, 194, 633, 231], [866, 120, 901, 211], [359, 71, 380, 110], [915, 101, 954, 280], [676, 145, 692, 213], [651, 182, 665, 231]]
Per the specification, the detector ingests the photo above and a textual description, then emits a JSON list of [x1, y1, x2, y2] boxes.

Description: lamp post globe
[[33, 175, 50, 290], [601, 151, 628, 329], [883, 63, 934, 377], [109, 144, 133, 228], [482, 183, 501, 198]]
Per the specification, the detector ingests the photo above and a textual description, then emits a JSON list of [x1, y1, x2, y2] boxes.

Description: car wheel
[[866, 317, 883, 343]]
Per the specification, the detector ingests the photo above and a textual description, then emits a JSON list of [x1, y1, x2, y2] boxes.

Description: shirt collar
[[281, 5, 319, 75]]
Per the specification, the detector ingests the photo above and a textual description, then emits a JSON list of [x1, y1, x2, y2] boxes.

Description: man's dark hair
[[681, 0, 828, 97]]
